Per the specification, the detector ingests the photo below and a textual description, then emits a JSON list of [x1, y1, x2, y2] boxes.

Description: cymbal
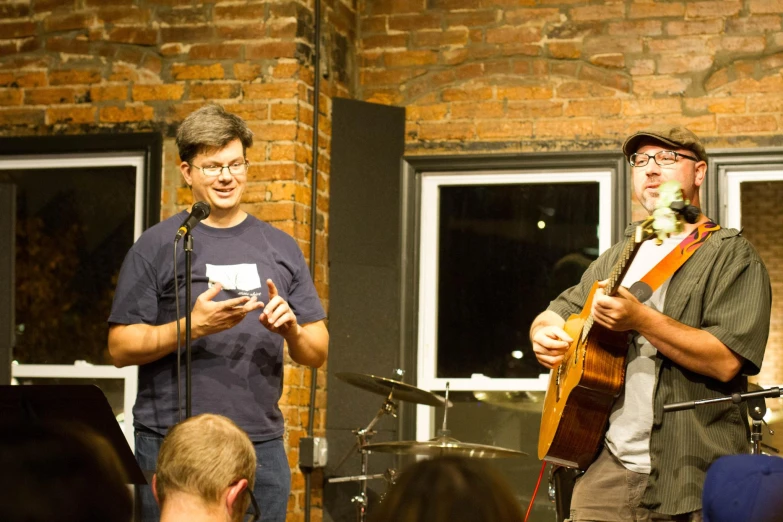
[[335, 372, 450, 407], [362, 436, 528, 459], [473, 390, 544, 413]]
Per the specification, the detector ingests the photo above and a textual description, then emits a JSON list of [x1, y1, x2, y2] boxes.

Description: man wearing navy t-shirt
[[108, 103, 329, 522]]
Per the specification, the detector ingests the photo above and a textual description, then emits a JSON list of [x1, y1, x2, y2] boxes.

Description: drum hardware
[[328, 369, 449, 522]]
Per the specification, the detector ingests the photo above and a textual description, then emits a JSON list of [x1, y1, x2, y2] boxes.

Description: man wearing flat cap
[[531, 125, 772, 521]]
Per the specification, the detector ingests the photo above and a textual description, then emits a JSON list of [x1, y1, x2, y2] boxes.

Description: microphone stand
[[664, 386, 780, 454], [184, 232, 194, 419]]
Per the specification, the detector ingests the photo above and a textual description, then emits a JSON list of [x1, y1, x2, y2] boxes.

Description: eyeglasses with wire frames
[[629, 150, 699, 168], [243, 488, 260, 522], [189, 160, 249, 177]]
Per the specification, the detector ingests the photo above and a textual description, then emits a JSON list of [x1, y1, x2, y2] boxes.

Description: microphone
[[669, 200, 701, 224], [175, 201, 211, 241]]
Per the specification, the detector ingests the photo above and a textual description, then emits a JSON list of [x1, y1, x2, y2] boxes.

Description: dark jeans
[[135, 429, 291, 522]]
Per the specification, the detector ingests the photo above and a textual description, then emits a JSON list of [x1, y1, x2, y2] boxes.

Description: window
[[1, 134, 161, 450]]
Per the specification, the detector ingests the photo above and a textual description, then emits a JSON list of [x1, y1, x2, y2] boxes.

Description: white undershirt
[[605, 234, 683, 473]]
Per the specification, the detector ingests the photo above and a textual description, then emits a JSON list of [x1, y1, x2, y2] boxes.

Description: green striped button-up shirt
[[548, 222, 772, 515]]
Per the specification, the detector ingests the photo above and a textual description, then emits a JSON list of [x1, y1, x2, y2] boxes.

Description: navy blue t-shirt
[[108, 212, 326, 441]]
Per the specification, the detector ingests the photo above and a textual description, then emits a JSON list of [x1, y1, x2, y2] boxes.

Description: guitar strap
[[628, 221, 720, 302]]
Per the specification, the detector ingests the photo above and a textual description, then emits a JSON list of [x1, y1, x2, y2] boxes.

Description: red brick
[[0, 71, 46, 88], [0, 108, 44, 125], [590, 53, 624, 68], [0, 21, 37, 39], [412, 29, 468, 48], [383, 50, 438, 67], [95, 6, 150, 24], [633, 76, 692, 96], [246, 42, 297, 60], [583, 36, 643, 54], [248, 122, 298, 141], [362, 34, 408, 50], [717, 115, 778, 133], [623, 98, 681, 117], [247, 163, 297, 182], [486, 26, 541, 45], [160, 25, 216, 43], [477, 120, 533, 139], [727, 15, 782, 33], [45, 36, 90, 55], [188, 82, 241, 100], [718, 36, 766, 53], [608, 20, 662, 36], [441, 86, 493, 101], [666, 19, 724, 36], [234, 63, 262, 81], [418, 121, 475, 140], [99, 104, 154, 123], [570, 4, 625, 21], [49, 69, 102, 86], [369, 0, 427, 15], [171, 63, 224, 80], [548, 42, 581, 59], [579, 66, 630, 92], [132, 84, 184, 101], [43, 12, 94, 32], [269, 19, 297, 39], [507, 100, 563, 118], [271, 103, 298, 121], [46, 106, 95, 124], [505, 8, 561, 24], [749, 0, 783, 13], [213, 3, 266, 21], [0, 89, 22, 106], [557, 81, 616, 98], [685, 1, 741, 18], [535, 118, 594, 138], [451, 101, 504, 119], [657, 54, 714, 74], [106, 27, 158, 46], [406, 103, 449, 120], [156, 6, 208, 25], [90, 84, 128, 101], [388, 13, 441, 31], [446, 9, 497, 27], [648, 36, 717, 53], [24, 87, 84, 105], [497, 85, 552, 100], [0, 3, 31, 18], [245, 82, 299, 101], [684, 98, 746, 115], [188, 43, 242, 61], [629, 1, 685, 18]]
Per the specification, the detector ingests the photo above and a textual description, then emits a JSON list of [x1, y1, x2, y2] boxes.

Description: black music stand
[[0, 384, 146, 485]]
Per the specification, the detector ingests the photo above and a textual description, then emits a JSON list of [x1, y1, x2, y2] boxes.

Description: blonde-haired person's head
[[153, 414, 256, 522]]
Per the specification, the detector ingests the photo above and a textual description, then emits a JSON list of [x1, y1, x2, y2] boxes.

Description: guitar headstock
[[636, 180, 693, 245]]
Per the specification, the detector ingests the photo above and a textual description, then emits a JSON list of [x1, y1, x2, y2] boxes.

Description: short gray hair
[[176, 104, 254, 164]]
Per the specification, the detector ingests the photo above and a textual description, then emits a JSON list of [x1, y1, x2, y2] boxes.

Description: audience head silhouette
[[368, 455, 524, 522], [0, 420, 131, 522]]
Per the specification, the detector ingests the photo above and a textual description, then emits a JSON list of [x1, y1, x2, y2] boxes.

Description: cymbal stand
[[329, 390, 398, 522]]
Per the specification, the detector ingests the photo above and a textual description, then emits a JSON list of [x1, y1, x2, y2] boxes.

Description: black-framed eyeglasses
[[189, 160, 249, 177], [244, 488, 260, 522], [629, 150, 699, 168]]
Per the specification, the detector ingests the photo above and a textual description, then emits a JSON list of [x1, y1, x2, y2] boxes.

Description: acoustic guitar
[[538, 185, 688, 470]]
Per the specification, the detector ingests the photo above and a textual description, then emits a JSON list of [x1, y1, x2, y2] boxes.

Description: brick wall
[[359, 0, 783, 155], [0, 1, 356, 520]]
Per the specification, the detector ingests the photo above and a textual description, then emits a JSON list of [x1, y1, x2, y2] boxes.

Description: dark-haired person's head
[[0, 421, 131, 522], [368, 455, 524, 522]]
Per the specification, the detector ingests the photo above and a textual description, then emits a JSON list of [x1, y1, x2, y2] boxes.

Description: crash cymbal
[[473, 390, 544, 413], [362, 436, 527, 459], [335, 372, 450, 407]]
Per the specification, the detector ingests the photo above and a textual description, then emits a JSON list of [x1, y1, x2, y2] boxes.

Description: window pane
[[6, 167, 136, 364], [436, 183, 599, 379]]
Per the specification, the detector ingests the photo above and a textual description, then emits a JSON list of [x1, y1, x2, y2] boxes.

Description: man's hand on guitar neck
[[530, 310, 573, 369], [592, 280, 645, 332]]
